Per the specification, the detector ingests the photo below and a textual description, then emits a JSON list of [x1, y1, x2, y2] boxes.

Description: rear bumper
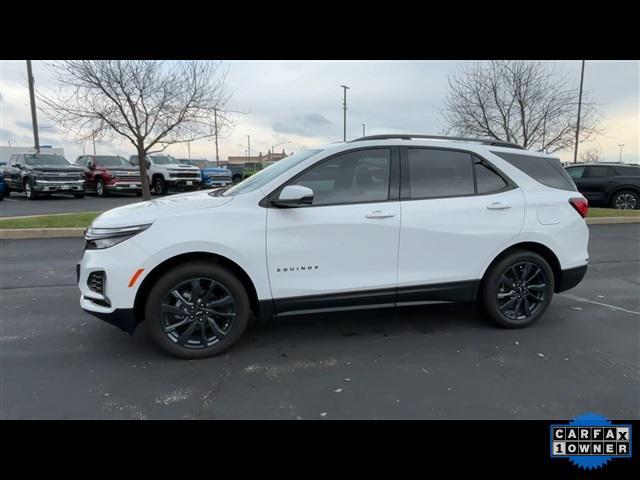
[[556, 265, 588, 293]]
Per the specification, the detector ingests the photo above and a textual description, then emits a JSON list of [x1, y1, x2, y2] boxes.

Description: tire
[[2, 186, 9, 197], [74, 193, 85, 199], [135, 191, 143, 197], [24, 179, 38, 200], [480, 249, 554, 329], [153, 176, 168, 195], [145, 262, 250, 359], [611, 190, 639, 210], [96, 179, 108, 197]]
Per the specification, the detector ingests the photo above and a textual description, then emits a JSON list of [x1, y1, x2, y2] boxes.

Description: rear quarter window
[[491, 151, 576, 192]]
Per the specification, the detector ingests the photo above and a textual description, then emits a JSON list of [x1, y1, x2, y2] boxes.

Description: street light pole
[[341, 85, 349, 142], [26, 60, 40, 153], [618, 144, 625, 163], [573, 60, 585, 164], [92, 131, 96, 155], [187, 140, 191, 159], [361, 124, 365, 137], [270, 141, 291, 158], [213, 108, 220, 165], [247, 135, 251, 162]]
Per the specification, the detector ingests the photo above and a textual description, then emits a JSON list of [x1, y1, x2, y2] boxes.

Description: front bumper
[[106, 181, 141, 191], [33, 179, 85, 192], [81, 296, 136, 334]]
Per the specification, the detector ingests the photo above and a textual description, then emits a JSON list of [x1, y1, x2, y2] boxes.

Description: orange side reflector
[[128, 268, 145, 288]]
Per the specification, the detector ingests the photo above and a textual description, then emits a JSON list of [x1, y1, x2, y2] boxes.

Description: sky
[[0, 60, 638, 164]]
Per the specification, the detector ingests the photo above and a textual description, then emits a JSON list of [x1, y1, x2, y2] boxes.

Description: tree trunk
[[137, 142, 152, 200]]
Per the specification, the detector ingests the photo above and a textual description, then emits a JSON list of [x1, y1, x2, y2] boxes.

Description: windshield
[[23, 155, 70, 167], [223, 149, 322, 196], [150, 155, 181, 165], [95, 156, 130, 167]]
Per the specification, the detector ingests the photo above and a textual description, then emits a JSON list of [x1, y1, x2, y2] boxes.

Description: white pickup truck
[[130, 154, 201, 195]]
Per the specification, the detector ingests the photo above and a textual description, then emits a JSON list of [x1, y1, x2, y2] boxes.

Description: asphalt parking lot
[[1, 224, 638, 419], [0, 192, 143, 217]]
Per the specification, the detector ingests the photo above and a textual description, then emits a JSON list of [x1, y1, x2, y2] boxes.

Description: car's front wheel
[[24, 179, 38, 200], [96, 179, 107, 197], [153, 176, 168, 195], [145, 262, 250, 358], [612, 190, 639, 210], [480, 250, 554, 328]]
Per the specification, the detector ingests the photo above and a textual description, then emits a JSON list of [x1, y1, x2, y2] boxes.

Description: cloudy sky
[[1, 60, 638, 163]]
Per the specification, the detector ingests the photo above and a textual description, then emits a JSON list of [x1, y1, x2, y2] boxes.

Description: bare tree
[[580, 147, 604, 163], [39, 61, 235, 199], [441, 61, 603, 153]]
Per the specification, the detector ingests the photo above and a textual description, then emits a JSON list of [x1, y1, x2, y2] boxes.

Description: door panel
[[266, 202, 401, 302], [398, 188, 525, 287], [266, 147, 400, 306]]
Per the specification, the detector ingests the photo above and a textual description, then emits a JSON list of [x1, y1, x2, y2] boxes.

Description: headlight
[[84, 224, 151, 250]]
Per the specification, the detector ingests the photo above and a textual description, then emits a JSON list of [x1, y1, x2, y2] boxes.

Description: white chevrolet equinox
[[78, 135, 589, 358]]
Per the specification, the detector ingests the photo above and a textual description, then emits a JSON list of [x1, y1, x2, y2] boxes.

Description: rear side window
[[585, 166, 615, 178], [407, 149, 474, 199], [474, 157, 508, 194], [492, 152, 576, 191]]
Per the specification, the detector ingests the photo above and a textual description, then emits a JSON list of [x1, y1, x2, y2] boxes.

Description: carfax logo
[[550, 413, 632, 470]]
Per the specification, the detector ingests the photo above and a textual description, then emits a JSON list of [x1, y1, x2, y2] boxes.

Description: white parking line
[[560, 293, 640, 316]]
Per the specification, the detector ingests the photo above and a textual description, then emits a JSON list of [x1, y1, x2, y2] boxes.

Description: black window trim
[[399, 146, 517, 202], [260, 146, 400, 208]]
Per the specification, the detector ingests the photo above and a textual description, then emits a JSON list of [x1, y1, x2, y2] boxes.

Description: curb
[[586, 217, 640, 225], [0, 228, 85, 239]]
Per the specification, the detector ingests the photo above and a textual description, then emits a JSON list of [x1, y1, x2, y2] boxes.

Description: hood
[[98, 165, 138, 172], [30, 166, 84, 173], [92, 189, 233, 228]]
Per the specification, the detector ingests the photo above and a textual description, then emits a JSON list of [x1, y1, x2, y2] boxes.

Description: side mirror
[[146, 160, 151, 168], [14, 163, 22, 169], [88, 163, 96, 170], [271, 185, 314, 208]]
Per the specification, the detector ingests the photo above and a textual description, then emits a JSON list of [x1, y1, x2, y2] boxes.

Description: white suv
[[129, 154, 201, 195], [79, 135, 589, 358]]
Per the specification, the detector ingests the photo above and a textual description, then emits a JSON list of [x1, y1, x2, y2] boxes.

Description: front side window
[[407, 149, 474, 199], [291, 148, 391, 206], [224, 149, 322, 197], [566, 166, 586, 179]]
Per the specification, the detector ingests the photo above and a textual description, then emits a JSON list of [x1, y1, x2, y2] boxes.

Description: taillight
[[569, 197, 589, 218]]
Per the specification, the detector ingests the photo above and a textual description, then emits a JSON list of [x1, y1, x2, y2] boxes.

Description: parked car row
[[565, 162, 640, 209], [0, 153, 243, 200]]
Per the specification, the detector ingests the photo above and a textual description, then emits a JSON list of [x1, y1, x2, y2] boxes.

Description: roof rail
[[350, 134, 525, 150]]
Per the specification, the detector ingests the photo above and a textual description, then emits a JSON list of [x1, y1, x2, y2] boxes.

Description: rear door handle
[[365, 210, 395, 219], [486, 202, 511, 210]]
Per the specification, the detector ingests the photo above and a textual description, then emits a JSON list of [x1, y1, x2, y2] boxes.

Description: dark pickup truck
[[1, 153, 85, 200], [566, 163, 640, 209], [75, 155, 142, 197]]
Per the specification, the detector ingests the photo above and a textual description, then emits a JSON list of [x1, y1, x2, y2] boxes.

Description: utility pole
[[361, 123, 365, 137], [26, 60, 40, 153], [341, 85, 349, 141], [573, 60, 585, 164], [187, 140, 191, 159], [213, 108, 219, 165], [247, 135, 251, 162], [92, 131, 96, 155], [618, 144, 625, 163]]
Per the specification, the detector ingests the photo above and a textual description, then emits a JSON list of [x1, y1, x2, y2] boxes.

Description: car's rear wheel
[[146, 262, 250, 358], [480, 250, 554, 328], [612, 190, 639, 210]]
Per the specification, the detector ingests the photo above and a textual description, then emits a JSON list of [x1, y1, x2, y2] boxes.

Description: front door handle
[[365, 210, 395, 219], [486, 202, 511, 210]]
